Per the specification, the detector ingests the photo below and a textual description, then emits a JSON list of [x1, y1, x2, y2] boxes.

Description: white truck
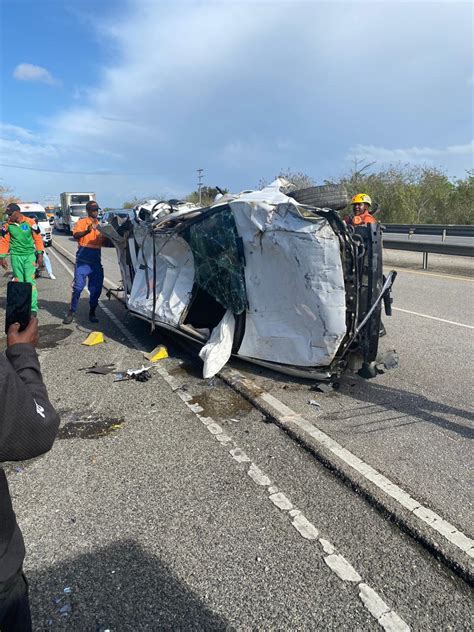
[[18, 203, 53, 247], [56, 192, 96, 233]]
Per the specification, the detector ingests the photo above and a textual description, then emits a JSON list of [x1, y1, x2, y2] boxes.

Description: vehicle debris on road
[[79, 362, 116, 375], [113, 366, 153, 382]]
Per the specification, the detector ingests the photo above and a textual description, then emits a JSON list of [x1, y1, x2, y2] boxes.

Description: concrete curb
[[52, 241, 473, 585]]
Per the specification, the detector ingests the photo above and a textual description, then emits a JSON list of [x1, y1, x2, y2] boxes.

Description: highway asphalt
[[51, 234, 474, 537], [0, 234, 472, 630]]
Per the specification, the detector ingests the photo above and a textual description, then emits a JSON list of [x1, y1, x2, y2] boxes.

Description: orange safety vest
[[73, 217, 104, 249], [352, 212, 376, 226]]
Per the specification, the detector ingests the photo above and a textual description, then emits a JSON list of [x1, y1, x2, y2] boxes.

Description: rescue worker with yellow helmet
[[350, 193, 377, 226]]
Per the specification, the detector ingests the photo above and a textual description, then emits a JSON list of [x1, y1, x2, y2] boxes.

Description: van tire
[[288, 184, 349, 210]]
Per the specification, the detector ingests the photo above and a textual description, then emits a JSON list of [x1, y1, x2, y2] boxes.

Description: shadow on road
[[337, 380, 474, 439], [29, 540, 229, 631], [0, 292, 185, 360]]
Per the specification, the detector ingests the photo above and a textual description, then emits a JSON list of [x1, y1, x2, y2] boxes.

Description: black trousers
[[0, 570, 32, 632]]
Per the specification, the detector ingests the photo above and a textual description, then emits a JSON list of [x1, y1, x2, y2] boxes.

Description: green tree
[[0, 184, 19, 220], [122, 196, 146, 209], [448, 171, 474, 224], [335, 162, 472, 224], [259, 169, 316, 190], [186, 186, 228, 207]]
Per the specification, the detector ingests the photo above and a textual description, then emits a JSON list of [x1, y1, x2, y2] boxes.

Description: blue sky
[[1, 0, 472, 207]]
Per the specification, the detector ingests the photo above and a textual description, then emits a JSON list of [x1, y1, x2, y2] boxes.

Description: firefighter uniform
[[352, 211, 376, 226], [0, 215, 44, 313], [350, 193, 377, 226]]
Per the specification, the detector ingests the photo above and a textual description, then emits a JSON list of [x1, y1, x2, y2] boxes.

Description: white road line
[[49, 248, 143, 347], [230, 369, 474, 559], [50, 242, 118, 289], [324, 554, 361, 582], [49, 248, 77, 280], [393, 307, 474, 329], [52, 246, 472, 567], [52, 246, 411, 628], [155, 364, 411, 630]]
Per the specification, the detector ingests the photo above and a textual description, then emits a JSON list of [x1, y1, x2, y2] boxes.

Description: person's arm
[[24, 217, 44, 260], [0, 224, 10, 268], [73, 227, 92, 239], [32, 229, 44, 255], [73, 218, 92, 240], [0, 319, 60, 462]]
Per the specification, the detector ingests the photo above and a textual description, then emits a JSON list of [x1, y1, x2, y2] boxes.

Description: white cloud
[[0, 138, 59, 166], [3, 1, 473, 205], [13, 63, 60, 86], [0, 123, 39, 142], [348, 141, 474, 166]]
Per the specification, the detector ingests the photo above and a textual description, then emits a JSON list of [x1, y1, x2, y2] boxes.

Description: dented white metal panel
[[230, 183, 346, 367], [199, 310, 236, 378], [128, 230, 195, 327]]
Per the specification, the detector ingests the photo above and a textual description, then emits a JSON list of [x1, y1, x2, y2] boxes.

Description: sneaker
[[63, 310, 75, 325], [89, 309, 99, 323], [49, 274, 56, 280]]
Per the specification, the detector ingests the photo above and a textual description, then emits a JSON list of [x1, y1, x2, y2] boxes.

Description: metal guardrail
[[383, 224, 474, 239], [383, 237, 473, 269]]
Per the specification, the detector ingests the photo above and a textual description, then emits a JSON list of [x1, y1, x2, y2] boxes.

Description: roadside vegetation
[[0, 184, 19, 220], [260, 163, 474, 225], [3, 162, 472, 225]]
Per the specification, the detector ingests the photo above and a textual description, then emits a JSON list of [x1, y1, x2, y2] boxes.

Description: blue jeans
[[71, 260, 104, 311]]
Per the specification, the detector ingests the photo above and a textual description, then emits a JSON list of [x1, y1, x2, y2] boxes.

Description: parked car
[[99, 181, 396, 380]]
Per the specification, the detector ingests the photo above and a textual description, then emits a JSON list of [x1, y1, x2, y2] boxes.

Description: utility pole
[[197, 168, 204, 205]]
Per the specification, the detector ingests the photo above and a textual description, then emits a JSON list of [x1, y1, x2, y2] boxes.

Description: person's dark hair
[[5, 203, 21, 214], [86, 201, 99, 211]]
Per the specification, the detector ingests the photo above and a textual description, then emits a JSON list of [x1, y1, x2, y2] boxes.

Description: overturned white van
[[100, 180, 396, 380]]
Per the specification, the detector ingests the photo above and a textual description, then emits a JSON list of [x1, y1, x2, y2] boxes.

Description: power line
[[0, 162, 162, 176]]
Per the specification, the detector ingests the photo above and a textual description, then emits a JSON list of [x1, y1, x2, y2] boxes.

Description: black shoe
[[63, 310, 75, 325], [89, 309, 99, 323]]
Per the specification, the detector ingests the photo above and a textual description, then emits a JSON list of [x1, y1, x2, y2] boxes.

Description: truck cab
[[58, 192, 96, 233]]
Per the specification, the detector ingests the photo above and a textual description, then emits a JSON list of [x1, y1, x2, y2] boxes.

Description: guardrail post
[[408, 228, 414, 240], [422, 252, 429, 270], [442, 229, 447, 242]]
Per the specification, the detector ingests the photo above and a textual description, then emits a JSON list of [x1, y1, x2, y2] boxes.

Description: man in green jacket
[[0, 204, 44, 314]]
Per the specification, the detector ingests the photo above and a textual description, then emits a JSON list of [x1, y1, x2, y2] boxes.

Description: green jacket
[[0, 215, 44, 258]]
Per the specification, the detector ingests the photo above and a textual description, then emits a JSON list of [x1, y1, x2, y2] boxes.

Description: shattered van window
[[183, 207, 247, 314]]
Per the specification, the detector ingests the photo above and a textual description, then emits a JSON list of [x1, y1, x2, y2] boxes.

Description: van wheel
[[288, 184, 349, 210]]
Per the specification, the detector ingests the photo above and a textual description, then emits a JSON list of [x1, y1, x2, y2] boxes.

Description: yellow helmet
[[351, 193, 372, 206]]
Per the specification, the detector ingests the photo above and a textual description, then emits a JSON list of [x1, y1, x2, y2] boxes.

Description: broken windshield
[[183, 206, 247, 314]]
